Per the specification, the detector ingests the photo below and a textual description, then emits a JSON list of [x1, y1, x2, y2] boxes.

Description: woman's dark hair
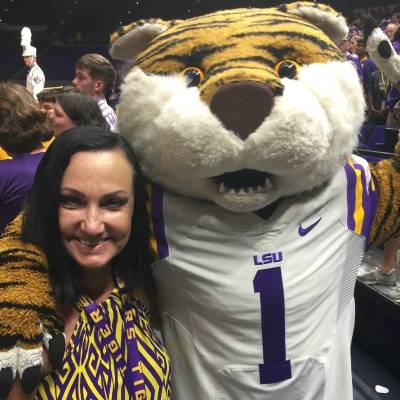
[[22, 126, 150, 306], [0, 82, 52, 153], [56, 92, 108, 130]]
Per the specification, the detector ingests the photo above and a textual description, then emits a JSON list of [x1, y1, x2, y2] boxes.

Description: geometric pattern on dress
[[35, 287, 171, 399]]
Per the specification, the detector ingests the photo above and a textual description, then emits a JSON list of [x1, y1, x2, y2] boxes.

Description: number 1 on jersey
[[253, 267, 292, 383]]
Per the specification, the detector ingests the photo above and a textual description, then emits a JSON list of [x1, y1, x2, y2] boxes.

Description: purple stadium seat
[[358, 124, 373, 145], [367, 125, 386, 151]]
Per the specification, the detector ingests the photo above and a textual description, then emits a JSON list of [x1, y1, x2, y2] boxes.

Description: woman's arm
[[7, 382, 36, 400]]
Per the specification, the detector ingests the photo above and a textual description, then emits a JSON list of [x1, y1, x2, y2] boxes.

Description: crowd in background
[[0, 52, 117, 234], [2, 5, 400, 237], [344, 5, 400, 128]]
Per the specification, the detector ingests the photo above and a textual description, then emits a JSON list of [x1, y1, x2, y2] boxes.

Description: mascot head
[[110, 1, 365, 212]]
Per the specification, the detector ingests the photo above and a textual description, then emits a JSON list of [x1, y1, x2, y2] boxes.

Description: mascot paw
[[363, 15, 378, 42], [365, 18, 400, 84], [0, 215, 65, 395], [0, 330, 65, 396], [0, 347, 42, 396]]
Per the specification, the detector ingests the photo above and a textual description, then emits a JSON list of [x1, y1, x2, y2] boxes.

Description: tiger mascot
[[1, 2, 400, 399]]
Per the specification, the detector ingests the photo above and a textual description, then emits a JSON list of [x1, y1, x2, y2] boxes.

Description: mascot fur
[[1, 2, 400, 399]]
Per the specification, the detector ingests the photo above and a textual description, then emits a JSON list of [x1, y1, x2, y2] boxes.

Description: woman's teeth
[[79, 239, 106, 247]]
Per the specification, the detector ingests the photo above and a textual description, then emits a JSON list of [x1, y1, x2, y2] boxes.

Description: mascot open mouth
[[213, 169, 273, 194]]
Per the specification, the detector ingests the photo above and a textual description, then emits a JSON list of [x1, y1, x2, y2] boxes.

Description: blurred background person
[[0, 82, 52, 233], [72, 53, 118, 131], [51, 91, 109, 138], [37, 86, 74, 120], [37, 86, 75, 147]]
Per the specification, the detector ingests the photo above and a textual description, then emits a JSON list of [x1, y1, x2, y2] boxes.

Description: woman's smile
[[59, 150, 134, 270]]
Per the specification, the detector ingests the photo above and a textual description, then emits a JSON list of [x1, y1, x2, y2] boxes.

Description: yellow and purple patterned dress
[[35, 282, 171, 399]]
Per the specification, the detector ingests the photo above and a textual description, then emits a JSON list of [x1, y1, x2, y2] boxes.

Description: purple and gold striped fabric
[[35, 288, 171, 399]]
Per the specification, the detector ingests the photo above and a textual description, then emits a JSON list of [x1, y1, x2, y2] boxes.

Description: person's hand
[[0, 216, 65, 398]]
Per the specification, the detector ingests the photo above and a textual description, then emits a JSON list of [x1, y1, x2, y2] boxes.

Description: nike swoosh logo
[[298, 217, 321, 236]]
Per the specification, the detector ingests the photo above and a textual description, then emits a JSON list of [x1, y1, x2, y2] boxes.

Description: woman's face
[[39, 101, 55, 119], [59, 149, 135, 271], [51, 101, 76, 137]]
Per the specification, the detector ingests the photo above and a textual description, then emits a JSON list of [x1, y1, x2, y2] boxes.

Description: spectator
[[365, 69, 388, 125], [0, 83, 51, 232], [385, 22, 398, 41], [393, 24, 400, 53], [354, 37, 377, 89], [385, 86, 400, 129], [384, 27, 400, 129], [51, 91, 109, 138], [37, 86, 74, 121], [21, 27, 45, 101], [358, 237, 400, 301], [338, 37, 363, 82], [72, 54, 118, 132]]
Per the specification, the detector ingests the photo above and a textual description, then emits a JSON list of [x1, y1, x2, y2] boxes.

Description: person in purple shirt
[[392, 24, 400, 54], [338, 37, 363, 82], [0, 83, 52, 232]]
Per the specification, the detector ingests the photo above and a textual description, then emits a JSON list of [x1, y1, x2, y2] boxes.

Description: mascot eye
[[275, 60, 300, 79], [181, 67, 205, 87]]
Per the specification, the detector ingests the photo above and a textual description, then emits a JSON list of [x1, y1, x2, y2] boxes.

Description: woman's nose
[[80, 208, 104, 236]]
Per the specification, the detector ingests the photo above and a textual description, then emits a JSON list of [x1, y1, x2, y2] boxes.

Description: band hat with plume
[[21, 26, 36, 57]]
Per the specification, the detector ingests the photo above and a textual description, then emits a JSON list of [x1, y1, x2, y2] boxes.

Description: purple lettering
[[253, 255, 263, 266], [273, 252, 283, 263]]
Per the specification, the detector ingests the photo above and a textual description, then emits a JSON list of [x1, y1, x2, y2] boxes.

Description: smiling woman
[[11, 126, 172, 399], [58, 150, 134, 276]]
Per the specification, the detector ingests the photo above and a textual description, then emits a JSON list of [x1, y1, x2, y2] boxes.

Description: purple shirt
[[346, 53, 363, 82], [0, 152, 44, 232], [392, 41, 400, 54]]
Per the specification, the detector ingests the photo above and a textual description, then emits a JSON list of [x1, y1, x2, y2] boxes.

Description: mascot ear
[[364, 16, 400, 85], [280, 1, 348, 44], [109, 19, 181, 62]]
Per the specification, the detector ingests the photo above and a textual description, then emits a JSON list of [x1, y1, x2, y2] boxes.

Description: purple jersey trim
[[151, 184, 169, 259], [344, 163, 356, 231], [353, 163, 377, 240], [344, 160, 379, 245]]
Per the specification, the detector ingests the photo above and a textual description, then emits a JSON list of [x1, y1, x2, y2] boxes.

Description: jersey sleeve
[[343, 155, 378, 242]]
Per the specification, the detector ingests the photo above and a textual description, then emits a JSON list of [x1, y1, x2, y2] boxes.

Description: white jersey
[[26, 63, 45, 100], [148, 155, 377, 400]]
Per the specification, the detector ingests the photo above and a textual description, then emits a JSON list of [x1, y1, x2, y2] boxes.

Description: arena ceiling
[[0, 0, 379, 38]]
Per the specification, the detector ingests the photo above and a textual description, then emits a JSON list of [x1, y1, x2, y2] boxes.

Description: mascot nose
[[210, 81, 275, 140]]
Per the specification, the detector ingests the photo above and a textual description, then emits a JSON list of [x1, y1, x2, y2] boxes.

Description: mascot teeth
[[264, 178, 273, 191], [218, 178, 274, 196]]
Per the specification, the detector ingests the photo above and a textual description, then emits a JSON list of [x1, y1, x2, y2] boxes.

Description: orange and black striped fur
[[0, 216, 61, 352]]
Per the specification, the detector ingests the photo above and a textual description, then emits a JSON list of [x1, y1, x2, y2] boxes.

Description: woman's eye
[[274, 60, 300, 79], [181, 67, 205, 87], [103, 198, 128, 210], [60, 196, 82, 208]]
